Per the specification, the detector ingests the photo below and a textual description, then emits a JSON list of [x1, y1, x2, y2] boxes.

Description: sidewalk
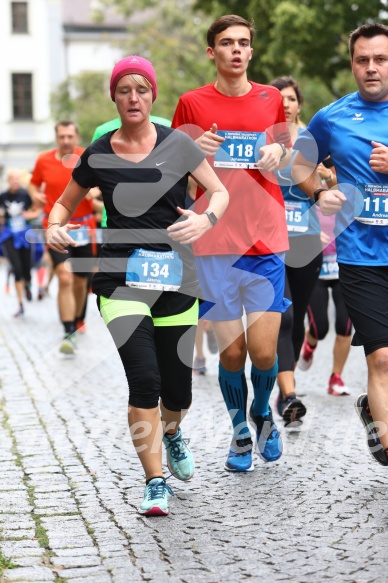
[[0, 263, 387, 583]]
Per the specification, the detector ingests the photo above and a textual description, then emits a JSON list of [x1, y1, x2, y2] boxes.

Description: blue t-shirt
[[275, 129, 320, 237], [294, 92, 388, 266]]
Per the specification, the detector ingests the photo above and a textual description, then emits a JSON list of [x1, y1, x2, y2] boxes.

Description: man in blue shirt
[[292, 22, 388, 467]]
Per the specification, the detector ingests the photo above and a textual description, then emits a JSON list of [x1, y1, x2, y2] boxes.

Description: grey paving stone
[[2, 271, 388, 582], [51, 547, 99, 557], [51, 555, 102, 568], [67, 577, 112, 583], [2, 566, 54, 581], [57, 565, 110, 578]]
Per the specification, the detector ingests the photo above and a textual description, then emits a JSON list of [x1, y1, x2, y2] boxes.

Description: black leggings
[[107, 315, 196, 411], [277, 235, 322, 373], [307, 278, 352, 340], [2, 238, 31, 283]]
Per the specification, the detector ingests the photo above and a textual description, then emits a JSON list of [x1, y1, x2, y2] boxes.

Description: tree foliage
[[90, 0, 215, 120], [51, 0, 388, 135], [194, 0, 388, 93], [50, 71, 117, 145]]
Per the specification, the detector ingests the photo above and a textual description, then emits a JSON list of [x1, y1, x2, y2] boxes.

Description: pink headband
[[110, 55, 158, 102]]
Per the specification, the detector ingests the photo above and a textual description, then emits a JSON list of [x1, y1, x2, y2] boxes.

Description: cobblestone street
[[0, 264, 387, 583]]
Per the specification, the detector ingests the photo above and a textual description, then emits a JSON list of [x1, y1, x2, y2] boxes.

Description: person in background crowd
[[271, 76, 322, 427], [29, 121, 98, 354], [299, 159, 353, 396], [0, 169, 38, 317]]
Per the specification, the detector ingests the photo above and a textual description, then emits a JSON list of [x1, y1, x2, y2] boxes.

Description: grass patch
[[34, 522, 49, 549], [0, 548, 18, 574]]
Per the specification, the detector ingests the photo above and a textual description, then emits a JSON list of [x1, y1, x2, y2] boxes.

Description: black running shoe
[[354, 393, 388, 466], [276, 391, 307, 426]]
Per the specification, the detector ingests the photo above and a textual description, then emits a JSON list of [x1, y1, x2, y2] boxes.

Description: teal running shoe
[[138, 477, 174, 516], [249, 404, 283, 462], [225, 436, 254, 472], [163, 427, 194, 481]]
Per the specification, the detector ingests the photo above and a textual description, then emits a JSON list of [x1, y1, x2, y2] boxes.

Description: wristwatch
[[278, 143, 287, 161], [204, 210, 218, 227], [313, 188, 328, 203]]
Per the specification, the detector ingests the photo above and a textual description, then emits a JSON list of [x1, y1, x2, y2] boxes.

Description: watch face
[[205, 211, 217, 226]]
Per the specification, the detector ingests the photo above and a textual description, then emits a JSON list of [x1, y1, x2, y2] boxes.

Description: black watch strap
[[204, 210, 218, 227], [313, 188, 328, 203], [278, 142, 287, 161]]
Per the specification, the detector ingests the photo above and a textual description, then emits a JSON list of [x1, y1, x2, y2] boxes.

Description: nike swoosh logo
[[156, 161, 166, 166]]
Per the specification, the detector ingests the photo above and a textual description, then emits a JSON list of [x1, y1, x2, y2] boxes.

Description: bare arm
[[292, 150, 346, 215], [167, 158, 229, 245], [28, 182, 46, 207], [45, 178, 90, 253]]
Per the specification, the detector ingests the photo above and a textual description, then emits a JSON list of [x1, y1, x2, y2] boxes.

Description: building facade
[[0, 0, 130, 186]]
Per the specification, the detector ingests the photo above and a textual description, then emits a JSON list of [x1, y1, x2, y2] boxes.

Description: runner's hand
[[196, 123, 225, 156], [370, 141, 388, 173], [45, 224, 80, 253], [256, 143, 284, 172], [317, 190, 346, 216], [167, 207, 212, 244]]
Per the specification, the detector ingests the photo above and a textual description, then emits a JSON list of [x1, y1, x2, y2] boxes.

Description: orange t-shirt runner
[[30, 146, 95, 230]]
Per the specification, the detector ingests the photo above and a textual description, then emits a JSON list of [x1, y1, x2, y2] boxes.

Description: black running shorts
[[339, 263, 388, 356]]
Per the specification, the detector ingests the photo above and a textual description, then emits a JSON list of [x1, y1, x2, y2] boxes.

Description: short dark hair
[[270, 76, 304, 106], [207, 15, 255, 48], [349, 22, 388, 59], [55, 120, 79, 134]]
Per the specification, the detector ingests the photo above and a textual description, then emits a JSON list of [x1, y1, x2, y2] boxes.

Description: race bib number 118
[[214, 130, 266, 169]]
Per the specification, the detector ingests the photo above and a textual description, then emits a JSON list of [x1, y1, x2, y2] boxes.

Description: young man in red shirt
[[172, 14, 291, 471]]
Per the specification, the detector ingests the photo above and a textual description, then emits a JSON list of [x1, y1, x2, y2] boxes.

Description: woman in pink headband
[[46, 56, 229, 516]]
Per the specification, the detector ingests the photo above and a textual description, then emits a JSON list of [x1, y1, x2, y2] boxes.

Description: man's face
[[351, 34, 388, 102], [55, 124, 79, 156], [207, 25, 253, 77]]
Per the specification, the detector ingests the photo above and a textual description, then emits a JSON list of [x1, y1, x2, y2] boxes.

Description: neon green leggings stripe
[[99, 296, 198, 327]]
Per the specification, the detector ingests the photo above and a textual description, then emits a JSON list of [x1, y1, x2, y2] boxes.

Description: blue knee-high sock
[[218, 363, 250, 438], [251, 357, 278, 417]]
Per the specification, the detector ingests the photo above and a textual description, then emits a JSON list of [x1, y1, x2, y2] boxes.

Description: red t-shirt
[[30, 146, 93, 221], [172, 82, 290, 256]]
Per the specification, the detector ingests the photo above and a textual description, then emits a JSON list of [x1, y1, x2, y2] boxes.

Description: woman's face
[[115, 76, 153, 123], [280, 86, 300, 124]]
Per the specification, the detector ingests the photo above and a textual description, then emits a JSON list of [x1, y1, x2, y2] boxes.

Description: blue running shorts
[[196, 253, 291, 321]]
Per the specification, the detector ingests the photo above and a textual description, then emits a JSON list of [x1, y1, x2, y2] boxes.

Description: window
[[12, 73, 33, 120], [11, 2, 28, 33]]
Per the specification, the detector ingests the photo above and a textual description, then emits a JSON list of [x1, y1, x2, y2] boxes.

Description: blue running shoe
[[138, 477, 174, 516], [225, 436, 254, 472], [249, 404, 283, 462], [163, 427, 194, 481]]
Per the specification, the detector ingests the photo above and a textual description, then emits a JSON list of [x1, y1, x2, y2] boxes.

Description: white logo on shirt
[[156, 161, 166, 166], [352, 112, 364, 121]]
